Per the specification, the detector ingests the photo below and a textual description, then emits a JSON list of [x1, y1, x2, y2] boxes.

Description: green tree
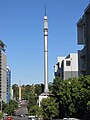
[[52, 77, 66, 118], [29, 105, 42, 118], [12, 84, 19, 100], [3, 100, 18, 115], [0, 112, 3, 119], [34, 84, 44, 96], [27, 84, 44, 115], [48, 82, 53, 93], [21, 84, 44, 101], [27, 92, 37, 115], [41, 97, 58, 120], [52, 76, 90, 119], [74, 76, 90, 118], [2, 102, 8, 113], [21, 84, 32, 100]]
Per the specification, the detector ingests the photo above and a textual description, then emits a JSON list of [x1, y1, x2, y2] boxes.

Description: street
[[3, 115, 30, 120], [15, 106, 28, 116], [15, 100, 28, 115], [13, 100, 29, 120], [13, 116, 29, 120]]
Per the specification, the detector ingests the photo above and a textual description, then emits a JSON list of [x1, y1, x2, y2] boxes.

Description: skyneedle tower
[[38, 7, 49, 107], [44, 8, 48, 93]]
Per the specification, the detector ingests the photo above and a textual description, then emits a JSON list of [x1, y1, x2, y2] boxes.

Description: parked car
[[3, 113, 8, 119], [63, 118, 79, 120], [6, 116, 13, 120]]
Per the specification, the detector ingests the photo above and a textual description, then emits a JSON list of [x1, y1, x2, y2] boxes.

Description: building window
[[57, 63, 59, 69], [83, 23, 86, 40], [66, 61, 71, 66]]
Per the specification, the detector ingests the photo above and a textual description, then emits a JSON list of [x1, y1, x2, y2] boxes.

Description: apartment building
[[77, 4, 90, 76], [0, 40, 7, 103], [54, 53, 78, 80]]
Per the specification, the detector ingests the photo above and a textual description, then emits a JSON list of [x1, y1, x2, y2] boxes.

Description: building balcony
[[81, 64, 86, 72], [54, 72, 60, 77], [80, 47, 86, 58], [77, 14, 86, 45]]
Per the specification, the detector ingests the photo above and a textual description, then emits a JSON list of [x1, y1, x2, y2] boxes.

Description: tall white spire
[[44, 7, 48, 93]]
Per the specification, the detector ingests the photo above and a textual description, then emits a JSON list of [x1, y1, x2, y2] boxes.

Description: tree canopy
[[52, 76, 90, 119], [41, 97, 58, 120]]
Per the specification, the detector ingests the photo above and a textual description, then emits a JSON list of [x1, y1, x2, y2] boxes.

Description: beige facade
[[0, 40, 7, 103], [54, 53, 78, 80]]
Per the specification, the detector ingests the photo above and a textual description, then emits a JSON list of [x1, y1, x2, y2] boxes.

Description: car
[[3, 113, 8, 119], [63, 118, 79, 120], [6, 116, 13, 120], [28, 115, 37, 120], [20, 114, 24, 117], [68, 118, 79, 120], [63, 118, 69, 120], [18, 105, 21, 108], [17, 114, 25, 117]]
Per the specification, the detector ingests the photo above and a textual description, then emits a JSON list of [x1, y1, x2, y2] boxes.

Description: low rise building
[[54, 53, 78, 80]]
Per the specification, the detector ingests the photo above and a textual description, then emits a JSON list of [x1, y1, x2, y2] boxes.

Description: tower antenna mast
[[45, 5, 46, 16], [44, 6, 48, 93]]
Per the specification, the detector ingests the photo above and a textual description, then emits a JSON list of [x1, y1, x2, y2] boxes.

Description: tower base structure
[[39, 92, 49, 107]]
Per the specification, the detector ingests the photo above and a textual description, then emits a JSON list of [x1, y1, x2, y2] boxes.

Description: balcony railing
[[80, 47, 86, 58], [81, 64, 86, 71]]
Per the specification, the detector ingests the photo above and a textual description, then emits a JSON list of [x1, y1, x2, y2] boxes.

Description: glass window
[[66, 61, 71, 66]]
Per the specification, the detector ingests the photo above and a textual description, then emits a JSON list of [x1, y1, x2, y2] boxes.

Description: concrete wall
[[64, 71, 78, 80], [54, 53, 78, 80]]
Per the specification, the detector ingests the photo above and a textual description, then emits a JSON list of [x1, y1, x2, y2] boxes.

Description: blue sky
[[0, 0, 89, 85]]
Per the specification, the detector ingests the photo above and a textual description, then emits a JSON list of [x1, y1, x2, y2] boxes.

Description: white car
[[63, 118, 79, 120], [28, 115, 36, 120]]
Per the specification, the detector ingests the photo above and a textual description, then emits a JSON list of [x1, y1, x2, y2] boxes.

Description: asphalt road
[[16, 106, 28, 116], [14, 100, 29, 120], [13, 116, 29, 120], [3, 116, 29, 120], [4, 100, 37, 120], [15, 100, 28, 116]]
